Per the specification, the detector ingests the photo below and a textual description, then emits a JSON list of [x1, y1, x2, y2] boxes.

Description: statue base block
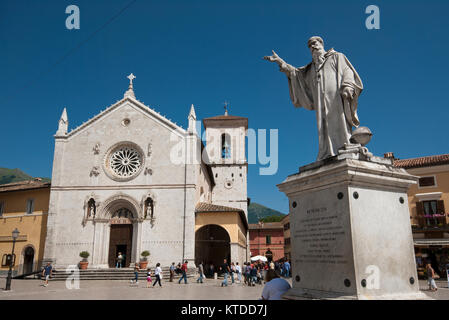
[[278, 158, 428, 300]]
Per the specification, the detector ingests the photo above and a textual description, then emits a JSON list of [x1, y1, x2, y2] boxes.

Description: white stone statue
[[146, 205, 152, 219], [264, 36, 363, 161]]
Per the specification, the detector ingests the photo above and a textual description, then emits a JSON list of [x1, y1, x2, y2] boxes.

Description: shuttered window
[[266, 235, 271, 245], [26, 199, 34, 214], [417, 200, 445, 215], [418, 176, 436, 187]]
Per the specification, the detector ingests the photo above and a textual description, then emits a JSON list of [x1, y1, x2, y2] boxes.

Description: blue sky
[[1, 0, 448, 214]]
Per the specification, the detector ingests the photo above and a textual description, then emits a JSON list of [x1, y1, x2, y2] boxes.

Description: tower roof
[[203, 114, 248, 128]]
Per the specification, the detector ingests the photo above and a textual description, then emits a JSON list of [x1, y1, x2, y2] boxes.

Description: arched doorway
[[108, 207, 134, 268], [23, 246, 34, 274], [195, 225, 230, 277]]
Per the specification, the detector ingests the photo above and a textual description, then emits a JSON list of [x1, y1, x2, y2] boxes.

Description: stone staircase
[[44, 267, 197, 281]]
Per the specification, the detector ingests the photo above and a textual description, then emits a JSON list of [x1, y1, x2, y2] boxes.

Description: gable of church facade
[[55, 99, 189, 187]]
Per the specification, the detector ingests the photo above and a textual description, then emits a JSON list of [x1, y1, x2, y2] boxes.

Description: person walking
[[169, 262, 175, 282], [196, 262, 204, 284], [256, 264, 263, 285], [153, 263, 163, 287], [146, 268, 152, 288], [116, 252, 123, 268], [220, 259, 231, 287], [426, 263, 438, 291], [263, 263, 269, 282], [42, 262, 53, 287], [283, 260, 291, 278], [260, 269, 291, 300], [230, 262, 236, 284], [243, 262, 251, 286], [178, 260, 188, 284], [250, 263, 258, 286], [131, 263, 140, 285], [235, 262, 242, 283], [269, 261, 275, 270]]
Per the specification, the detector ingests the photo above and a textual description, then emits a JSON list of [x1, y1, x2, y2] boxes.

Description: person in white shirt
[[153, 263, 163, 287], [235, 262, 242, 283], [261, 269, 291, 300]]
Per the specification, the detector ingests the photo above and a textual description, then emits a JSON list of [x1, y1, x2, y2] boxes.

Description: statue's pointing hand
[[264, 50, 291, 73], [263, 50, 281, 64]]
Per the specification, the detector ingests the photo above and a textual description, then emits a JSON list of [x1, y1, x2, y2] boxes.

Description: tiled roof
[[0, 179, 51, 193], [203, 114, 248, 121], [195, 202, 243, 213], [203, 114, 248, 128], [394, 154, 449, 169], [248, 222, 283, 230]]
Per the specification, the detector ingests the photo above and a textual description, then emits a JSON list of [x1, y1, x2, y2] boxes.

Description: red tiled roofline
[[394, 154, 449, 169]]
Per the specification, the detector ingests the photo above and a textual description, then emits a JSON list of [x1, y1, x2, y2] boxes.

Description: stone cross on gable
[[124, 73, 136, 99], [127, 73, 136, 86]]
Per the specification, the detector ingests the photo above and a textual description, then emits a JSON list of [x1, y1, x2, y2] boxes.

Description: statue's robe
[[284, 49, 363, 161]]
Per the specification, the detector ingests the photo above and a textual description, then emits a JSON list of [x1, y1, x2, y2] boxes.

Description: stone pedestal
[[277, 158, 427, 299]]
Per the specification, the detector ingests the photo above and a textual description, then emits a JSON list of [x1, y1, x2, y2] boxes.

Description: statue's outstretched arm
[[264, 50, 295, 75]]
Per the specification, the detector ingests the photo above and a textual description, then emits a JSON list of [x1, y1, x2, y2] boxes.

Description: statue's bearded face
[[309, 39, 325, 57], [309, 39, 325, 66]]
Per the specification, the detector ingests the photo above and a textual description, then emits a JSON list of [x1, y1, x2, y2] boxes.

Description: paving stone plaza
[[1, 278, 449, 300]]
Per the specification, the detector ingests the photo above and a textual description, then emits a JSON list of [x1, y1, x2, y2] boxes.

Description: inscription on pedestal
[[294, 207, 348, 265]]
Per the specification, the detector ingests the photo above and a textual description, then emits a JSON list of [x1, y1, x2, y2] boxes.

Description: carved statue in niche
[[87, 198, 96, 218], [144, 198, 154, 220]]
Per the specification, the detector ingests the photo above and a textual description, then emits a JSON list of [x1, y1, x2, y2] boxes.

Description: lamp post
[[5, 228, 19, 291]]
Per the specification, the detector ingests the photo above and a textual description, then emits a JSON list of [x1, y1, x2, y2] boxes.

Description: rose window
[[109, 146, 142, 178]]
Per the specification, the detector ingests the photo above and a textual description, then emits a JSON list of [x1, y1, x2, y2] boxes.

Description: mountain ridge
[[248, 202, 285, 224], [0, 168, 50, 185]]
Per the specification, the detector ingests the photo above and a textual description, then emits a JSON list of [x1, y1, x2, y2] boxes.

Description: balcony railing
[[414, 214, 448, 229]]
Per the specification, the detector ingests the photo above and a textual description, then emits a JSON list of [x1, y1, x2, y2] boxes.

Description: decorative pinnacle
[[56, 107, 68, 136], [189, 104, 196, 119], [124, 73, 136, 99], [60, 107, 68, 123]]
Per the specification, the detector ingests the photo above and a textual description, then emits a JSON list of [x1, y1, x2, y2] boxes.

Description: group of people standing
[[215, 258, 292, 300], [242, 259, 290, 286], [215, 258, 291, 288]]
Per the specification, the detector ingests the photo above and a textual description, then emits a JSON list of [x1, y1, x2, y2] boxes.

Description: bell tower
[[203, 105, 248, 216]]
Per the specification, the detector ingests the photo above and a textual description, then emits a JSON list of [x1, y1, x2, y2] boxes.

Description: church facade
[[43, 75, 248, 269]]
